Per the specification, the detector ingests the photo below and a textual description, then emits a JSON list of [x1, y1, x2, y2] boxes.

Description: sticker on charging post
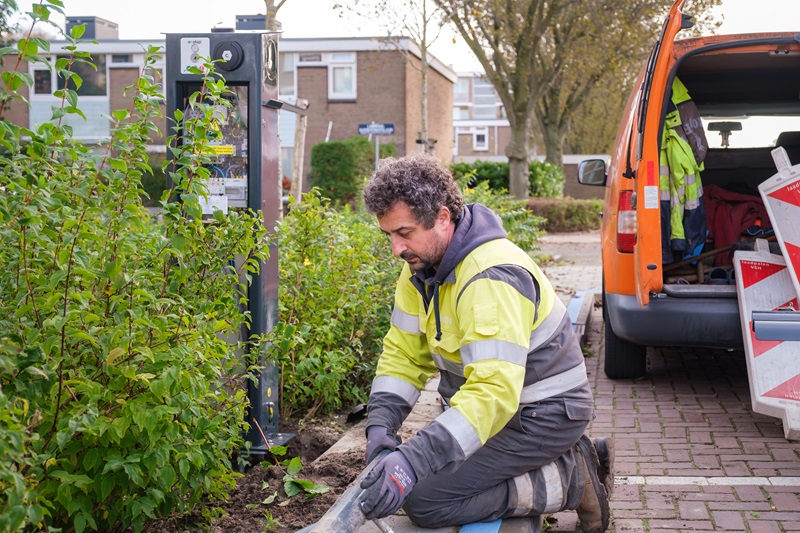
[[644, 186, 658, 209], [180, 37, 210, 74], [204, 145, 235, 156]]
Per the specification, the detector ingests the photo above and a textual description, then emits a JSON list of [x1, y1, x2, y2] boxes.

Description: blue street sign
[[358, 122, 395, 135]]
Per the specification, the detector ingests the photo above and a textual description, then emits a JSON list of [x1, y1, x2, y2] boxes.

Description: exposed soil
[[144, 415, 367, 533]]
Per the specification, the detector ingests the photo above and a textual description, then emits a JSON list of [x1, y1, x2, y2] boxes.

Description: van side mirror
[[578, 159, 607, 186]]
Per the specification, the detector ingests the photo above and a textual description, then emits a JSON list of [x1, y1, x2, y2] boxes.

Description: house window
[[111, 54, 131, 63], [34, 69, 52, 94], [473, 129, 488, 151], [279, 52, 295, 97], [473, 78, 498, 119], [454, 78, 469, 103], [298, 53, 322, 64], [472, 106, 498, 119], [328, 52, 356, 100], [57, 54, 107, 96], [453, 106, 469, 120]]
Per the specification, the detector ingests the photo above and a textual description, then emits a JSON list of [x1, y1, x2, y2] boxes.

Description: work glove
[[365, 425, 401, 464], [359, 450, 417, 520]]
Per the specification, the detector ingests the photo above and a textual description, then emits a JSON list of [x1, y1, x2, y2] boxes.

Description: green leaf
[[159, 465, 176, 489], [284, 480, 302, 498], [304, 483, 330, 495], [74, 513, 86, 533], [65, 88, 79, 108], [2, 71, 24, 91], [71, 23, 86, 39], [285, 456, 302, 476], [106, 347, 124, 366], [83, 448, 101, 471], [109, 158, 127, 172]]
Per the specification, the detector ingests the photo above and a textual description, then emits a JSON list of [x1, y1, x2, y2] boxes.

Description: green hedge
[[309, 136, 395, 205], [450, 159, 566, 198], [527, 197, 603, 232]]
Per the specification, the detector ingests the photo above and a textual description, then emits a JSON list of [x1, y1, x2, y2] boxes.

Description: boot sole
[[577, 436, 610, 533], [594, 437, 615, 499]]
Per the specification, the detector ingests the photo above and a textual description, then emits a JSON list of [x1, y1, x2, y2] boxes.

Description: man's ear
[[436, 206, 451, 228]]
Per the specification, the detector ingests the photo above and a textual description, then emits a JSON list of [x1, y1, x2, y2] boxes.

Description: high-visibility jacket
[[366, 203, 592, 481], [660, 76, 708, 263]]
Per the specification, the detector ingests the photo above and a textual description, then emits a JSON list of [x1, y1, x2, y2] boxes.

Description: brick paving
[[530, 230, 800, 532], [539, 311, 800, 532]]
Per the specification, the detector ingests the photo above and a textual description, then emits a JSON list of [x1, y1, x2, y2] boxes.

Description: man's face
[[378, 201, 452, 272]]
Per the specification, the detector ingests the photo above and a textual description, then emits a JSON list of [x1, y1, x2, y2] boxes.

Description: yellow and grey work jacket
[[366, 204, 592, 481], [660, 76, 707, 264]]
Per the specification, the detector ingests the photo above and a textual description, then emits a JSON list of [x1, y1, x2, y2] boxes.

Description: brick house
[[1, 17, 456, 190], [277, 36, 456, 184], [452, 71, 510, 163], [1, 17, 167, 152], [452, 71, 605, 199]]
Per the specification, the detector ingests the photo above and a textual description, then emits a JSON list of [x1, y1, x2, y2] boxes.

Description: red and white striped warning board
[[734, 239, 800, 439], [759, 147, 800, 298]]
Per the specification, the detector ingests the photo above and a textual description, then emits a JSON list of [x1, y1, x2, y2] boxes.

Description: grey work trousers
[[402, 397, 591, 528]]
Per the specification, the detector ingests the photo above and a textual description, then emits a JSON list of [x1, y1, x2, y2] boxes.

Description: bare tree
[[264, 0, 288, 31], [435, 0, 721, 199], [433, 0, 570, 198], [336, 0, 448, 152]]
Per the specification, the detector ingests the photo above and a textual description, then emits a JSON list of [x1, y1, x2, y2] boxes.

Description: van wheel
[[603, 310, 646, 379]]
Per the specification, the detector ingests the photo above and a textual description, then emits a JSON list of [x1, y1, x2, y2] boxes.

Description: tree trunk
[[542, 123, 565, 167], [264, 1, 284, 31], [420, 44, 429, 151], [505, 116, 533, 199]]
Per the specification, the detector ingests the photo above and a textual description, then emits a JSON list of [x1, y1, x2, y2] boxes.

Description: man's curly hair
[[362, 153, 463, 228]]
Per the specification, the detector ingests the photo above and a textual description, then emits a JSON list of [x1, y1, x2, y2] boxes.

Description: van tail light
[[617, 190, 636, 253]]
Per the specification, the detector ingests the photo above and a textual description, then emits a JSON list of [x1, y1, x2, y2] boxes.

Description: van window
[[702, 116, 800, 148]]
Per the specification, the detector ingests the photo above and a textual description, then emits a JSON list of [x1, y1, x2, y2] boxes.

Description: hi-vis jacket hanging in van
[[366, 204, 593, 481], [660, 76, 709, 264]]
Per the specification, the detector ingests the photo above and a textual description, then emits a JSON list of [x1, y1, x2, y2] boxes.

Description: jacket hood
[[410, 203, 506, 341], [436, 203, 507, 282], [413, 203, 507, 287]]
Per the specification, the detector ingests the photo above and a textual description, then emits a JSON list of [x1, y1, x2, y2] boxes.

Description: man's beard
[[401, 233, 448, 272]]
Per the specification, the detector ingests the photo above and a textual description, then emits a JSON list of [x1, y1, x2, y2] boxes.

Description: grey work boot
[[575, 436, 610, 533], [594, 437, 615, 499]]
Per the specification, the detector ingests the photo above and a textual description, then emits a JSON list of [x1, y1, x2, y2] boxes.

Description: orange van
[[578, 0, 800, 378]]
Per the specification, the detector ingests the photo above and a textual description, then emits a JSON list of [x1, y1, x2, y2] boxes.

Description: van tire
[[603, 309, 647, 379]]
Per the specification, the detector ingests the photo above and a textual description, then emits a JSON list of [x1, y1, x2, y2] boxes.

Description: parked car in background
[[579, 0, 800, 378]]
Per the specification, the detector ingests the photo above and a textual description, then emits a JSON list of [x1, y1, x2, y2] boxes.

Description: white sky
[[11, 0, 800, 72]]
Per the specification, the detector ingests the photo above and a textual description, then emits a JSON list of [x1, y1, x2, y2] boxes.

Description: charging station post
[[165, 29, 292, 454]]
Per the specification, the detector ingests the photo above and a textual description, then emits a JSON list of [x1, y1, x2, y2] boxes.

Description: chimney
[[65, 16, 120, 40]]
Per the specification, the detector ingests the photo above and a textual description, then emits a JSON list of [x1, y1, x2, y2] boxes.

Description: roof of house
[[34, 34, 456, 82]]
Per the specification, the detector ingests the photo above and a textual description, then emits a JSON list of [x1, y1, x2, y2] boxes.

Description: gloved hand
[[359, 450, 417, 520], [365, 425, 401, 464]]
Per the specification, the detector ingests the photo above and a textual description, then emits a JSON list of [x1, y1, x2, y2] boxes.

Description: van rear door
[[633, 0, 689, 306]]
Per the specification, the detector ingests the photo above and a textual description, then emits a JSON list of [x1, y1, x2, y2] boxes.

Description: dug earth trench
[[144, 416, 364, 533]]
